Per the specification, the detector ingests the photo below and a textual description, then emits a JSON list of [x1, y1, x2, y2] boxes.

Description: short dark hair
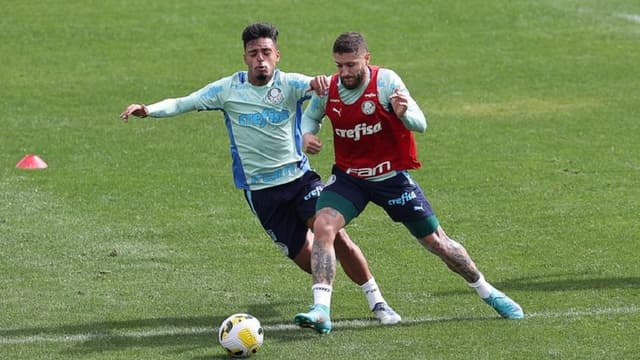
[[333, 32, 368, 54], [242, 23, 279, 49]]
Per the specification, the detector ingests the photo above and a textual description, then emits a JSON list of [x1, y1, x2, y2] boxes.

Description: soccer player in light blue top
[[120, 23, 401, 325]]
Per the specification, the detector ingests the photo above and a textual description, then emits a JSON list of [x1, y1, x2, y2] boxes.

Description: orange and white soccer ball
[[218, 313, 264, 358]]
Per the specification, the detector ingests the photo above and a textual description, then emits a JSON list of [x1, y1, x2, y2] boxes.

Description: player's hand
[[120, 104, 148, 122], [389, 89, 409, 118], [308, 75, 330, 96], [303, 133, 323, 154]]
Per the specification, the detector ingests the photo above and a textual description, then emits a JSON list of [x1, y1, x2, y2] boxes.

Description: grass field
[[1, 0, 639, 359]]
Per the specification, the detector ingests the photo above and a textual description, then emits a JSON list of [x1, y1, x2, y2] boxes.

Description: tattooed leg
[[417, 226, 481, 283], [310, 207, 344, 286], [311, 246, 336, 285]]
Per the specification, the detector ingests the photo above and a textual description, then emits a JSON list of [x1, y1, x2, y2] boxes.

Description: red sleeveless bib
[[325, 66, 421, 178]]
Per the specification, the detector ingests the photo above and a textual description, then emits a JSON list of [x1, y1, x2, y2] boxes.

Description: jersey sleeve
[[282, 72, 313, 99], [301, 92, 328, 134], [378, 69, 427, 133], [146, 98, 191, 117], [186, 77, 230, 111], [146, 77, 230, 117], [300, 75, 331, 134]]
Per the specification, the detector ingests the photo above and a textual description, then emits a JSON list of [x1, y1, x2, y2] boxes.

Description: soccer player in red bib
[[295, 32, 524, 334]]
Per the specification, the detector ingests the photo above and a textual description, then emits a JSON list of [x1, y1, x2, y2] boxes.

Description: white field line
[[617, 13, 640, 24], [1, 305, 638, 345]]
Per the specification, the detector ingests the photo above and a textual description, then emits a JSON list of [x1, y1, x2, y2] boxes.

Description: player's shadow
[[3, 274, 637, 359], [1, 298, 486, 360], [431, 273, 640, 296], [0, 300, 295, 359], [503, 274, 640, 291], [6, 297, 440, 359], [1, 314, 219, 358]]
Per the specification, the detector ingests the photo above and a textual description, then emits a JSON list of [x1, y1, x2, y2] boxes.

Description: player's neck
[[249, 77, 272, 86], [248, 72, 275, 87]]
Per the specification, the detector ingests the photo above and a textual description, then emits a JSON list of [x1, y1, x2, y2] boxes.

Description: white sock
[[467, 274, 495, 298], [360, 278, 385, 310], [312, 283, 333, 308]]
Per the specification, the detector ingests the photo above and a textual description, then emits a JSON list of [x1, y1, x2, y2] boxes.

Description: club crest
[[361, 100, 376, 115], [265, 87, 284, 105]]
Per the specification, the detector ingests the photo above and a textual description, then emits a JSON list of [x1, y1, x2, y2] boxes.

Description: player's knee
[[418, 230, 465, 256], [418, 232, 450, 254], [313, 212, 341, 240]]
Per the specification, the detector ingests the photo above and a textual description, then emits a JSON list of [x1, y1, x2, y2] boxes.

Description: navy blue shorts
[[318, 165, 439, 238], [244, 170, 323, 259]]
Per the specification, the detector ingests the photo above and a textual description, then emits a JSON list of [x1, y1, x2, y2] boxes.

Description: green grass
[[1, 0, 639, 359]]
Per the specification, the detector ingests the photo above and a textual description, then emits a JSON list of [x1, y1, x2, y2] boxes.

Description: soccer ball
[[218, 313, 264, 358]]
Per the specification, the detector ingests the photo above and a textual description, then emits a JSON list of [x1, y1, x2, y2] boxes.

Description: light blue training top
[[146, 70, 313, 190]]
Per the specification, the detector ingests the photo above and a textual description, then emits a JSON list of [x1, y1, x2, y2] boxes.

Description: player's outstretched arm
[[120, 104, 148, 122]]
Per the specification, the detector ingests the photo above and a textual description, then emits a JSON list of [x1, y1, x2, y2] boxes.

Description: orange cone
[[16, 154, 48, 169]]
